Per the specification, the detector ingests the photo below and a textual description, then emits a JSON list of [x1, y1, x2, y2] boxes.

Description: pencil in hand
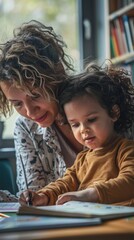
[[20, 155, 33, 206], [28, 191, 33, 206]]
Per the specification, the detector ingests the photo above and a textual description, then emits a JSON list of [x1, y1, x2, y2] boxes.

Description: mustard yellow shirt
[[38, 136, 134, 206]]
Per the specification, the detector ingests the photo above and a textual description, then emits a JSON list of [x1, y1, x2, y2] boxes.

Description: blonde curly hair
[[0, 20, 74, 117]]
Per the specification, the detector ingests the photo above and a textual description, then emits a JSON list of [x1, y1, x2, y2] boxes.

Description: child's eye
[[70, 123, 79, 128], [88, 117, 97, 123]]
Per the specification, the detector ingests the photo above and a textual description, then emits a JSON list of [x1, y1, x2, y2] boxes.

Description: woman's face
[[0, 82, 59, 127]]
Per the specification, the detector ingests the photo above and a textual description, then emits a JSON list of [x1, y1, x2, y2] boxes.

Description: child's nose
[[80, 124, 90, 134]]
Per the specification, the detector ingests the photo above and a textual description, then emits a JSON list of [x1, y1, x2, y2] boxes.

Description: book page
[[18, 201, 134, 219], [0, 202, 20, 212], [63, 201, 134, 215]]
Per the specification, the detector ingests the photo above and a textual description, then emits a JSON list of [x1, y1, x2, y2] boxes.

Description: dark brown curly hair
[[0, 20, 74, 117], [58, 63, 134, 134]]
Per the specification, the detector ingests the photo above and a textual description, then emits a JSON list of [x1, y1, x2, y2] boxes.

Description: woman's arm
[[14, 117, 59, 194]]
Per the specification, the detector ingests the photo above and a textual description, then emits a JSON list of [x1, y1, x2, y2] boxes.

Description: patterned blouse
[[0, 116, 76, 201]]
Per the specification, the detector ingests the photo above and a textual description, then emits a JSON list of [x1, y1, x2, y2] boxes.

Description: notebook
[[0, 202, 20, 213], [0, 215, 101, 233], [18, 201, 134, 220]]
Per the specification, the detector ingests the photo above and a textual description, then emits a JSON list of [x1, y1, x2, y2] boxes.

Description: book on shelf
[[114, 18, 126, 55], [110, 22, 120, 57], [17, 201, 134, 221], [118, 16, 129, 54], [122, 14, 134, 52], [129, 17, 134, 48], [110, 15, 133, 58], [113, 19, 123, 55]]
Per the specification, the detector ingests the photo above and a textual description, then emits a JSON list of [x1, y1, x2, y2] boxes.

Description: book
[[129, 17, 134, 48], [122, 15, 134, 52], [18, 201, 134, 220], [118, 16, 129, 53], [0, 202, 20, 213], [0, 215, 101, 233], [110, 22, 120, 57], [114, 18, 125, 55], [113, 19, 123, 55]]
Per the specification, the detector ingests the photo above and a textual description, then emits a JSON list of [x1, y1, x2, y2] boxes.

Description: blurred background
[[0, 0, 79, 140]]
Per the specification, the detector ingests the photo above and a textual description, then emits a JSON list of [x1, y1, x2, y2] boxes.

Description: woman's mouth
[[34, 112, 48, 123]]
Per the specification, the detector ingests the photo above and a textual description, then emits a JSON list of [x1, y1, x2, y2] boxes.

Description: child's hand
[[19, 190, 49, 206], [56, 188, 99, 205]]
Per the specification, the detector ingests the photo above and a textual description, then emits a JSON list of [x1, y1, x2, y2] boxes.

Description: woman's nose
[[25, 102, 38, 118]]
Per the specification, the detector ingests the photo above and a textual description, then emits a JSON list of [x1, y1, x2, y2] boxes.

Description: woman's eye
[[32, 94, 41, 99], [13, 102, 22, 108]]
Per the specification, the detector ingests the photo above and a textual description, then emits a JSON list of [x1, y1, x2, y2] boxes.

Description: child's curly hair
[[0, 20, 74, 117], [58, 63, 134, 134]]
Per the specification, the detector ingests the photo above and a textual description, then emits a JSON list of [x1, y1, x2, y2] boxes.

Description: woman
[[0, 20, 83, 201]]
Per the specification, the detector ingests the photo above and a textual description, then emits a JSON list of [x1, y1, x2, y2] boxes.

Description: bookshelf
[[104, 0, 134, 81]]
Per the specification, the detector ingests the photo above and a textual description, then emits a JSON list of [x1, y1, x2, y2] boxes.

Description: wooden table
[[0, 217, 134, 240]]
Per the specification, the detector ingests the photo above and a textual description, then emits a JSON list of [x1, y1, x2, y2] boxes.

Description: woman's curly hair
[[58, 63, 134, 134], [0, 20, 74, 117]]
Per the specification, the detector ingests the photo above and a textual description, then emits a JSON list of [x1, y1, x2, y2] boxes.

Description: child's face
[[64, 94, 117, 150]]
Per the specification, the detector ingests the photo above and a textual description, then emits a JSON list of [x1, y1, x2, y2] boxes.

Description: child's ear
[[111, 104, 120, 122]]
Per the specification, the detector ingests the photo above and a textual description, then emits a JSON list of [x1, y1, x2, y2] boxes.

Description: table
[[0, 217, 134, 240]]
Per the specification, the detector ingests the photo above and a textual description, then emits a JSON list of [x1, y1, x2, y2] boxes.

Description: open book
[[18, 201, 134, 220], [0, 202, 20, 213]]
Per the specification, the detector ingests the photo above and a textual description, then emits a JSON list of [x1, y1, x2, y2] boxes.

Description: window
[[0, 0, 79, 139]]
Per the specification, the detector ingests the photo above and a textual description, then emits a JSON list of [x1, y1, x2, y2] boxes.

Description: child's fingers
[[56, 194, 72, 205]]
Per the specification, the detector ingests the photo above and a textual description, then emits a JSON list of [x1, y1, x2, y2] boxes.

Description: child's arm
[[19, 163, 79, 206], [56, 188, 99, 205], [93, 140, 134, 205]]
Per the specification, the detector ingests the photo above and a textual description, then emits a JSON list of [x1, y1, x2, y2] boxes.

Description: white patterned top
[[0, 116, 76, 202]]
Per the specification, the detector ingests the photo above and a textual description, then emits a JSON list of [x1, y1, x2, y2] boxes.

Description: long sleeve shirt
[[37, 136, 134, 206]]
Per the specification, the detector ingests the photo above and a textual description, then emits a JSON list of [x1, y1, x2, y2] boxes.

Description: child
[[19, 63, 134, 206]]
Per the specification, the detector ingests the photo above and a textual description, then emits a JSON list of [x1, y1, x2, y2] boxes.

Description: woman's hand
[[56, 188, 99, 205], [19, 190, 49, 206]]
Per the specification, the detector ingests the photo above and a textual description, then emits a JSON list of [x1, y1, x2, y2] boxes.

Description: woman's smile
[[33, 112, 48, 123]]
